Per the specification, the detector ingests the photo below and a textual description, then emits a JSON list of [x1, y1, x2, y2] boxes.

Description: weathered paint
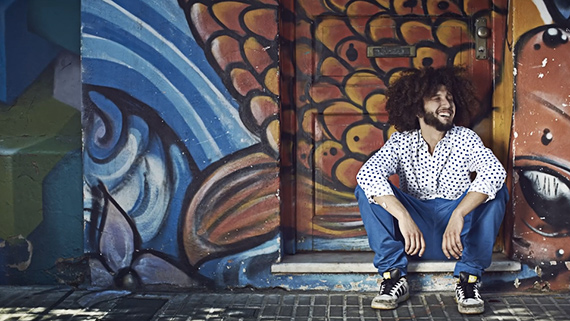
[[0, 0, 83, 284], [0, 67, 83, 284], [81, 0, 277, 289], [0, 0, 59, 104], [282, 0, 508, 252], [507, 0, 570, 291], [2, 0, 570, 292], [79, 0, 570, 291]]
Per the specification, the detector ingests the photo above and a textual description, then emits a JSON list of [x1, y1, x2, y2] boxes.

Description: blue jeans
[[355, 183, 508, 277]]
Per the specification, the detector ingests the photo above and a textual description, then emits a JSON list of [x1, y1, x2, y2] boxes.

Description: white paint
[[538, 73, 544, 78], [271, 253, 520, 274], [531, 0, 554, 24], [541, 58, 548, 67], [545, 132, 553, 140], [514, 131, 518, 138], [53, 52, 82, 110], [547, 28, 558, 36]]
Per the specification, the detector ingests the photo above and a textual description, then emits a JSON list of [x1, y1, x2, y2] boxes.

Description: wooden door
[[280, 0, 508, 252]]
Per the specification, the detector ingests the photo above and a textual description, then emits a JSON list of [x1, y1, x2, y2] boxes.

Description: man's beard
[[423, 111, 453, 131]]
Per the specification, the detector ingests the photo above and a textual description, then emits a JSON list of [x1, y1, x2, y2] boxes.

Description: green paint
[[0, 67, 80, 239]]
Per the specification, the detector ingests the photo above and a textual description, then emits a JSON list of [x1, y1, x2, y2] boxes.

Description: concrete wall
[[3, 0, 570, 292], [81, 0, 280, 289], [0, 0, 83, 284], [506, 0, 570, 292]]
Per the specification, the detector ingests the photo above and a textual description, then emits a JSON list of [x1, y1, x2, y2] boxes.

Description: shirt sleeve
[[356, 134, 399, 204], [466, 130, 506, 201]]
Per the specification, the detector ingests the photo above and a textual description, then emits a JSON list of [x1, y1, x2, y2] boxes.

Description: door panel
[[288, 1, 508, 252]]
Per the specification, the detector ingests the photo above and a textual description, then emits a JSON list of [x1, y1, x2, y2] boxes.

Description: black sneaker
[[371, 268, 409, 310], [455, 272, 484, 314]]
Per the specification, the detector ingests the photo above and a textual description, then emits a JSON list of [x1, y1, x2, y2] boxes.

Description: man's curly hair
[[385, 66, 479, 132]]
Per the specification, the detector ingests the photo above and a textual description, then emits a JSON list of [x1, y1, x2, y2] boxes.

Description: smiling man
[[355, 66, 508, 314]]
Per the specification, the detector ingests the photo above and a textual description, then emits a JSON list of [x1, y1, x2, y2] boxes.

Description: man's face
[[421, 86, 455, 132]]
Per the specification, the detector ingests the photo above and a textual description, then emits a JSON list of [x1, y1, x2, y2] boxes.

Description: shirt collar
[[416, 125, 456, 150]]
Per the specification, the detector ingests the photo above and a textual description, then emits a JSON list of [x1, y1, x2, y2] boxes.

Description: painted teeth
[[523, 170, 570, 200]]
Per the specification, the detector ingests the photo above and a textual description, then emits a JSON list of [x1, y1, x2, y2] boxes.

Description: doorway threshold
[[271, 252, 520, 274]]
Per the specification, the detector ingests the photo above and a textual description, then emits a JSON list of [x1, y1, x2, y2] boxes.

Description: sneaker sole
[[371, 292, 410, 310], [458, 304, 484, 314]]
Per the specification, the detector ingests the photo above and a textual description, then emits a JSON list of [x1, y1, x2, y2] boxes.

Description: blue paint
[[554, 0, 570, 19], [84, 88, 193, 250], [0, 237, 5, 284], [21, 149, 83, 285], [81, 0, 258, 169], [0, 0, 59, 104], [81, 0, 261, 260], [27, 0, 80, 54]]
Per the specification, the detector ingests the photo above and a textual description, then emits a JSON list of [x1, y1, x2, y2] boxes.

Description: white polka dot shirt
[[356, 126, 506, 204]]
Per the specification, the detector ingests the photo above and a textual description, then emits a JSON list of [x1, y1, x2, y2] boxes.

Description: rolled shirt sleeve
[[356, 135, 399, 204], [467, 131, 507, 201]]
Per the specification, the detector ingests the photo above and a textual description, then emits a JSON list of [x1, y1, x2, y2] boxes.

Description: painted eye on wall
[[542, 128, 553, 145], [519, 167, 570, 236], [543, 27, 568, 48]]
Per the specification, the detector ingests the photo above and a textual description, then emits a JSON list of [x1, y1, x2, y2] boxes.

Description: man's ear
[[416, 108, 425, 118]]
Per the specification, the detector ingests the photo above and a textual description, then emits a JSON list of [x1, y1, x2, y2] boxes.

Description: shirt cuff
[[468, 181, 497, 202], [361, 184, 395, 205]]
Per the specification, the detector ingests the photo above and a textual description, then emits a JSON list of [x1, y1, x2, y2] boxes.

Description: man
[[355, 66, 508, 314]]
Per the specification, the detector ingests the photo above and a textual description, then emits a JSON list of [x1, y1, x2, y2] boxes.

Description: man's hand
[[373, 194, 426, 257], [398, 216, 425, 257], [442, 213, 464, 259]]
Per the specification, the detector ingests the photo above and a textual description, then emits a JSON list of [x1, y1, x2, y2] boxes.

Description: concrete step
[[271, 252, 520, 274]]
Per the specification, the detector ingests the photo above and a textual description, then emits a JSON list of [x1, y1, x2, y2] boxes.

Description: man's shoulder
[[389, 129, 418, 140], [449, 126, 478, 138]]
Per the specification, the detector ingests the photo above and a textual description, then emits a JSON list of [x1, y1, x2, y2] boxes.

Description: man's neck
[[419, 124, 446, 154]]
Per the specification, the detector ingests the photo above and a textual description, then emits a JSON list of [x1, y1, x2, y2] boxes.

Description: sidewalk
[[1, 286, 569, 321]]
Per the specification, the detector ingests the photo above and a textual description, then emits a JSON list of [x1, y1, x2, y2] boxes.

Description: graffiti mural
[[281, 0, 508, 250], [510, 0, 570, 290], [83, 0, 517, 288], [82, 0, 279, 288]]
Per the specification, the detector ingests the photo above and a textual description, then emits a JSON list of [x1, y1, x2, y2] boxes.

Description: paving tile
[[329, 294, 344, 306], [312, 305, 327, 316], [278, 304, 294, 317], [297, 295, 312, 306], [2, 287, 570, 320], [361, 307, 377, 318], [260, 304, 279, 316], [346, 295, 360, 306], [313, 295, 328, 306]]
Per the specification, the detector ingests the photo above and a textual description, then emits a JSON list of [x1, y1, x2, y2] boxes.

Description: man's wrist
[[452, 210, 468, 218]]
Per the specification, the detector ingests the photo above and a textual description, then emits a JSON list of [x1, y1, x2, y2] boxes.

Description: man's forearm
[[373, 195, 411, 221], [453, 192, 488, 217]]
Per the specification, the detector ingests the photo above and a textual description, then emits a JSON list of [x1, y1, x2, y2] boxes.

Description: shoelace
[[380, 278, 400, 296], [457, 281, 479, 300]]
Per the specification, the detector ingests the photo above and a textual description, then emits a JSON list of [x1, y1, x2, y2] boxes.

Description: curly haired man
[[355, 66, 508, 314]]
